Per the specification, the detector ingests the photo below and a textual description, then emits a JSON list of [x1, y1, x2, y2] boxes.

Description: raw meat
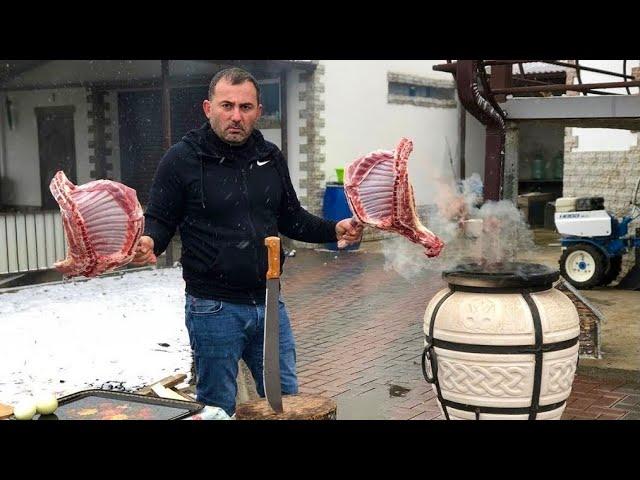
[[343, 138, 444, 257], [49, 171, 148, 277]]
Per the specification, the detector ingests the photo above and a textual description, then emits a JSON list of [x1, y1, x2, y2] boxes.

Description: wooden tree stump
[[235, 394, 337, 420]]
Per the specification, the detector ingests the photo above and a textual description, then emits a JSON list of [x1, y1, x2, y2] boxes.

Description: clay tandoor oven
[[423, 262, 580, 420]]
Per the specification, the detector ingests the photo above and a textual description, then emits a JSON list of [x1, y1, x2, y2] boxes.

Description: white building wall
[[2, 88, 89, 206], [320, 60, 461, 206], [464, 112, 486, 180], [261, 129, 281, 149]]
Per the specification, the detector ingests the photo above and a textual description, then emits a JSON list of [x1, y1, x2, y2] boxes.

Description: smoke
[[473, 199, 536, 265], [382, 173, 537, 280]]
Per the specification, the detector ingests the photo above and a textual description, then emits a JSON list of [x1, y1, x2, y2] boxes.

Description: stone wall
[[86, 88, 114, 180], [297, 64, 326, 217]]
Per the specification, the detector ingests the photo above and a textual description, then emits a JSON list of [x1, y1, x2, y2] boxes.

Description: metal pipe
[[433, 63, 457, 73], [623, 60, 631, 95], [512, 77, 550, 86], [482, 60, 545, 66], [458, 100, 466, 180], [161, 60, 172, 151], [575, 60, 587, 96], [161, 60, 173, 267], [485, 125, 504, 201], [543, 60, 635, 79], [0, 92, 7, 181], [518, 63, 526, 77], [280, 70, 288, 163], [478, 63, 506, 118], [491, 80, 640, 95], [436, 60, 636, 81]]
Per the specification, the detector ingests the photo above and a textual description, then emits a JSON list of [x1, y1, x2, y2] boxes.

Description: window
[[387, 72, 456, 108], [259, 81, 280, 120]]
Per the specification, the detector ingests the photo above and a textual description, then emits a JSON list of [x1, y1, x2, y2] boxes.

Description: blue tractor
[[554, 177, 640, 289]]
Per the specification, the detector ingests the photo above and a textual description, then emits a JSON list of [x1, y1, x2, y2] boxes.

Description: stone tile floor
[[280, 247, 640, 420]]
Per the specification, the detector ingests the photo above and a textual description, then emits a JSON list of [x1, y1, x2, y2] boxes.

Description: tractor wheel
[[602, 255, 623, 286], [559, 244, 607, 289]]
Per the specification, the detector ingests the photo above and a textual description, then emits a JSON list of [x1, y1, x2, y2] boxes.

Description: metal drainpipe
[[484, 125, 505, 201], [454, 61, 506, 202]]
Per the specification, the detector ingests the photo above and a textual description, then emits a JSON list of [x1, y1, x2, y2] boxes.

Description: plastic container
[[322, 184, 359, 251], [531, 156, 544, 180], [335, 168, 344, 184], [554, 153, 564, 179]]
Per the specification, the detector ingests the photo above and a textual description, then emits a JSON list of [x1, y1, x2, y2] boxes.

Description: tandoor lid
[[442, 262, 559, 290]]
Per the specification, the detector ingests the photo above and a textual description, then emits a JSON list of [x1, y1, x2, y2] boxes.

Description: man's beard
[[212, 121, 251, 145]]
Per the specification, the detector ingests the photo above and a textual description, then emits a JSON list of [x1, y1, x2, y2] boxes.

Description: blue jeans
[[184, 293, 298, 416]]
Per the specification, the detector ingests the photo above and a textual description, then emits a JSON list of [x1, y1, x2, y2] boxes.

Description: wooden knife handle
[[265, 236, 281, 280]]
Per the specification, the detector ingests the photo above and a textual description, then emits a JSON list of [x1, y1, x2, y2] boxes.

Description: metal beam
[[503, 122, 519, 204], [161, 60, 173, 266], [503, 95, 640, 120], [492, 80, 640, 95], [0, 60, 50, 85], [491, 64, 512, 103]]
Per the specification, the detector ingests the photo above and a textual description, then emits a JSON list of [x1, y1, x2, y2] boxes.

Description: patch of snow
[[0, 267, 192, 406]]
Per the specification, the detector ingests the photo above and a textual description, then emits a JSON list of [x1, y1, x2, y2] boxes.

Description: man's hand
[[335, 217, 364, 248], [130, 236, 157, 266]]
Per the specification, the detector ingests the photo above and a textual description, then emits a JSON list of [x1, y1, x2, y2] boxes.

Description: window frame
[[387, 72, 457, 108]]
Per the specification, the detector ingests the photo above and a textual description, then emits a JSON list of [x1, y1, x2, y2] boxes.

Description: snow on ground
[[0, 267, 193, 406]]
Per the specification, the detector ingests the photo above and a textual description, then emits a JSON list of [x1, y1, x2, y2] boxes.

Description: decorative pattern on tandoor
[[439, 360, 530, 397], [454, 294, 531, 334], [532, 289, 581, 333], [545, 358, 578, 394]]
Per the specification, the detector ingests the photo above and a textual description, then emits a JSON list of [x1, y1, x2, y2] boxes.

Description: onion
[[36, 393, 59, 416], [13, 401, 37, 420]]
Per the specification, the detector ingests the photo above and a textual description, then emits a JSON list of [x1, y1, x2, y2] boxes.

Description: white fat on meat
[[49, 171, 145, 277], [343, 138, 444, 257]]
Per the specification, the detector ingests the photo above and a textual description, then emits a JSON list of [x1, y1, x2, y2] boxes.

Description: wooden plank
[[176, 385, 196, 400], [44, 212, 56, 267], [15, 213, 28, 271], [0, 216, 8, 274], [0, 402, 13, 419], [136, 373, 187, 396], [151, 384, 193, 402], [6, 214, 18, 273], [25, 213, 37, 270], [53, 212, 66, 261], [35, 212, 47, 269]]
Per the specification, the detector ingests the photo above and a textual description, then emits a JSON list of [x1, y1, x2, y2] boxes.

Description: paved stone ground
[[279, 247, 640, 420]]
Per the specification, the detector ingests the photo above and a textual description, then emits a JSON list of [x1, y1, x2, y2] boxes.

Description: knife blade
[[263, 236, 283, 413]]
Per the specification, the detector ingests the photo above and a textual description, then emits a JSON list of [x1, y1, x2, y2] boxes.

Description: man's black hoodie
[[143, 122, 338, 304]]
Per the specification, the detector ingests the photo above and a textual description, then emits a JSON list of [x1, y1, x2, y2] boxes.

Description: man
[[131, 67, 362, 416]]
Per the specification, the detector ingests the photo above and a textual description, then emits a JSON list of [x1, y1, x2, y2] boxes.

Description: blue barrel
[[323, 183, 360, 251]]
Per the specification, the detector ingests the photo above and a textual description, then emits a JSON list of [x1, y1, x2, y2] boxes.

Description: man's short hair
[[208, 67, 261, 104]]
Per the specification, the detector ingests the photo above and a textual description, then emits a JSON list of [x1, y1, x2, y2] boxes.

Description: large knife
[[263, 236, 283, 413]]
